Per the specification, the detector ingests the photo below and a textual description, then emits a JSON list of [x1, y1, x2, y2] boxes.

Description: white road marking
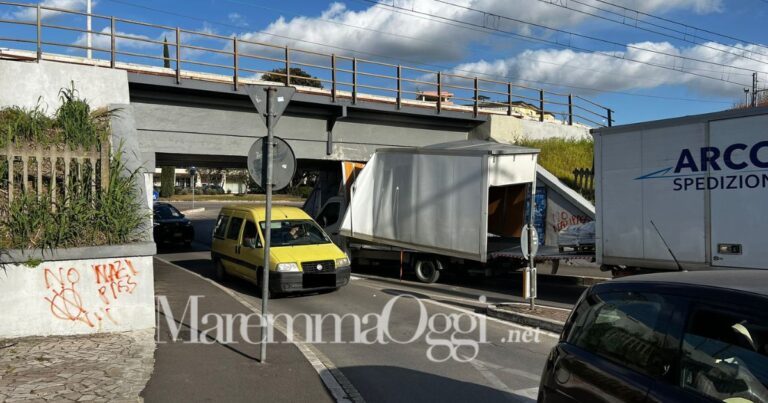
[[155, 257, 363, 403], [352, 279, 560, 338], [466, 356, 536, 402]]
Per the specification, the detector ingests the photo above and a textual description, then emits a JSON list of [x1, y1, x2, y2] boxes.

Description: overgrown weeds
[[0, 84, 110, 150], [516, 137, 594, 199], [0, 147, 147, 251], [0, 85, 146, 252]]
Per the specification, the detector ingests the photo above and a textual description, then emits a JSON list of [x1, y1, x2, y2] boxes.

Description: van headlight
[[335, 257, 350, 268], [276, 262, 300, 272]]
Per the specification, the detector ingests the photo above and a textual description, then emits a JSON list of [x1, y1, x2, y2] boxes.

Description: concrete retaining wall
[[0, 59, 129, 111], [471, 114, 591, 142], [0, 244, 155, 338]]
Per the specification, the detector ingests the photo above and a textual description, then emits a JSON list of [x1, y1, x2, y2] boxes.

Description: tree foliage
[[160, 166, 175, 197], [262, 67, 323, 88]]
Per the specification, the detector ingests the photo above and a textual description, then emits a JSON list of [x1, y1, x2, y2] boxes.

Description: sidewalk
[[142, 259, 334, 403], [0, 330, 154, 402]]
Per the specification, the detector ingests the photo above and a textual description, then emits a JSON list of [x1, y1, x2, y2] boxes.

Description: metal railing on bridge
[[0, 1, 613, 127]]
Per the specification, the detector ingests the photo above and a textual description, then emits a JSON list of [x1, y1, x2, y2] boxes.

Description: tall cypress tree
[[163, 36, 171, 69]]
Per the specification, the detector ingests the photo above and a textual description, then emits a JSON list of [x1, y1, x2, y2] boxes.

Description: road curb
[[537, 273, 607, 287], [486, 304, 565, 334], [154, 257, 364, 403], [181, 207, 206, 214]]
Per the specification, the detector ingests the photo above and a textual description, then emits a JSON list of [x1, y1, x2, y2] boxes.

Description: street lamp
[[745, 88, 750, 106], [86, 0, 92, 59]]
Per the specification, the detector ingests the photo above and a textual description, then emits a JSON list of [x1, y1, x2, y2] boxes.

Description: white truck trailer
[[591, 107, 768, 275]]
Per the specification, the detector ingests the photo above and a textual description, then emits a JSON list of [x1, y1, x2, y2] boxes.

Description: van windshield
[[259, 220, 331, 246]]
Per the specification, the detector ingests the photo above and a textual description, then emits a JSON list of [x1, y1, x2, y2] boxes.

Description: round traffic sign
[[247, 136, 296, 191], [520, 224, 539, 260]]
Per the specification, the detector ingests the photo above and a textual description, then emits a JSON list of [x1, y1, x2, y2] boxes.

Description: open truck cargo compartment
[[339, 140, 539, 262]]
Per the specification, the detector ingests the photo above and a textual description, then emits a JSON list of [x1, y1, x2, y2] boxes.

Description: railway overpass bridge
[[0, 0, 610, 175], [0, 2, 606, 241]]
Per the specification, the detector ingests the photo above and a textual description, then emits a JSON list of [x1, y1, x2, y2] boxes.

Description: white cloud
[[73, 27, 154, 51], [228, 12, 248, 28], [5, 0, 91, 22], [236, 0, 725, 63], [450, 41, 764, 97]]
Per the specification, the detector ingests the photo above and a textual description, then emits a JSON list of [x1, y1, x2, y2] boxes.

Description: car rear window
[[213, 215, 229, 239], [567, 291, 674, 377], [679, 305, 768, 402]]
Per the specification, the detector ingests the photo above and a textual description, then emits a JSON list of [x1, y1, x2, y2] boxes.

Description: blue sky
[[1, 0, 767, 125]]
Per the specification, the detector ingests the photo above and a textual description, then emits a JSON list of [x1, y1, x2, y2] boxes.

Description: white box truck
[[309, 140, 596, 282], [592, 107, 768, 275]]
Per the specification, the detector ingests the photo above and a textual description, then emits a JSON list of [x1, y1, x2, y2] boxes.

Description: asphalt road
[[155, 201, 592, 402]]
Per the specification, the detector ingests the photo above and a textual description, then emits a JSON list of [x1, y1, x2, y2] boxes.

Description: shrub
[[160, 166, 175, 197]]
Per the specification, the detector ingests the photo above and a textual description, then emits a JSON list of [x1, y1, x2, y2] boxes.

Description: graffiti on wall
[[552, 210, 591, 232], [43, 259, 139, 328]]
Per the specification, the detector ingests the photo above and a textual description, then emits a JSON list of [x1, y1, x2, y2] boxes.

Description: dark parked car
[[153, 202, 194, 246], [539, 270, 768, 403]]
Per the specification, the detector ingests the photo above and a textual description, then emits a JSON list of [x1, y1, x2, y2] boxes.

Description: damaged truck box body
[[338, 140, 539, 263]]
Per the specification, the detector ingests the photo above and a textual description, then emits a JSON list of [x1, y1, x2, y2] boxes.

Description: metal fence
[[2, 144, 109, 203], [572, 167, 595, 200], [0, 1, 613, 127]]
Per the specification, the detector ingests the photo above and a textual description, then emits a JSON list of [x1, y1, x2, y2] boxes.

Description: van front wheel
[[214, 258, 227, 281], [414, 258, 442, 283]]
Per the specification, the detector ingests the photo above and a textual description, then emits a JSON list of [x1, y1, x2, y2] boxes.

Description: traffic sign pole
[[245, 85, 296, 364], [526, 184, 537, 308], [260, 87, 276, 363]]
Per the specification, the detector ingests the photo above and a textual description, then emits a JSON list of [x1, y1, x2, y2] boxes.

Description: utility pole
[[752, 72, 758, 107], [86, 0, 92, 59]]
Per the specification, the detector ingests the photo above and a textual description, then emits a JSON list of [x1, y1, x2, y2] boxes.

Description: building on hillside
[[415, 91, 454, 104]]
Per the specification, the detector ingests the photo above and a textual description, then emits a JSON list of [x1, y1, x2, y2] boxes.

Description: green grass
[[516, 137, 594, 195]]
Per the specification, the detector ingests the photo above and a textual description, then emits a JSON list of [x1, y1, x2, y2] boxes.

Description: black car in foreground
[[153, 202, 194, 246], [539, 270, 768, 403]]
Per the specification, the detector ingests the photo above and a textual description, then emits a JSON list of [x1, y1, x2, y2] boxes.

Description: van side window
[[214, 215, 229, 239], [568, 291, 673, 377], [317, 202, 340, 227], [226, 217, 244, 240], [242, 221, 261, 248], [679, 306, 768, 402]]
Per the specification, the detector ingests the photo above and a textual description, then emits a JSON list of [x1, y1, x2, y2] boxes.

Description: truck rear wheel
[[414, 258, 442, 283]]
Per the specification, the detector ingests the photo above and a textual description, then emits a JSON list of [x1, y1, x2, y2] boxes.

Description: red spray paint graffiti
[[94, 259, 139, 305], [44, 267, 95, 328], [43, 259, 139, 328]]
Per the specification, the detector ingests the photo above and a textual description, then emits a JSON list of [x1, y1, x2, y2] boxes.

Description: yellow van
[[210, 205, 351, 295]]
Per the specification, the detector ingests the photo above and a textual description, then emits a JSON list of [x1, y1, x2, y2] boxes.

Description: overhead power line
[[103, 0, 734, 104], [427, 0, 765, 78], [364, 0, 751, 87], [535, 0, 768, 67], [592, 0, 768, 53], [216, 0, 753, 88]]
